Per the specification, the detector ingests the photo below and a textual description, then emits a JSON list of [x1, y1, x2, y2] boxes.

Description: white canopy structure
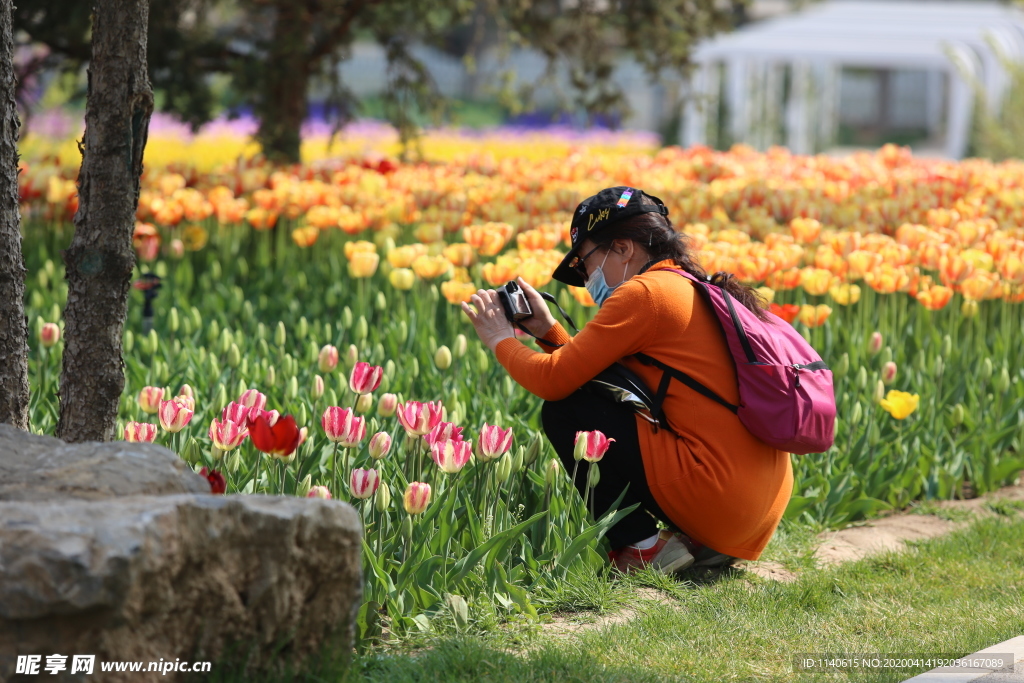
[[681, 1, 1024, 158]]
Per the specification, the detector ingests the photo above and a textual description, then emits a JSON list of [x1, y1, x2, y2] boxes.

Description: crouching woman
[[462, 186, 792, 574]]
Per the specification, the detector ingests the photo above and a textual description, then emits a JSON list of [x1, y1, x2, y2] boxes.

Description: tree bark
[[0, 0, 30, 431], [56, 0, 152, 443], [254, 2, 312, 164]]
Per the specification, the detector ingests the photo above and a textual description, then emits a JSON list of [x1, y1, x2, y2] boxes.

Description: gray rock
[[0, 494, 362, 681], [0, 423, 209, 501]]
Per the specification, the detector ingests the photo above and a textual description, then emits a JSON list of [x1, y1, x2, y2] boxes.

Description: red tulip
[[350, 468, 381, 499], [478, 423, 513, 461], [123, 421, 158, 442], [200, 467, 226, 494], [768, 303, 800, 325], [349, 361, 383, 394], [246, 406, 280, 428], [249, 414, 302, 458], [574, 430, 615, 463]]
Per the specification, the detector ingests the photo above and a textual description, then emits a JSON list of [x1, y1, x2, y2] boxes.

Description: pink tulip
[[424, 421, 464, 449], [175, 393, 196, 412], [368, 432, 392, 459], [378, 393, 398, 417], [349, 361, 383, 395], [322, 406, 355, 443], [221, 401, 250, 425], [158, 397, 194, 433], [350, 468, 381, 499], [209, 418, 248, 451], [247, 406, 280, 428], [882, 361, 898, 385], [177, 383, 194, 399], [339, 415, 366, 448], [312, 374, 325, 399], [137, 386, 164, 415], [39, 322, 61, 348], [237, 389, 267, 410], [479, 423, 513, 461], [431, 439, 473, 474], [123, 421, 157, 442], [574, 430, 615, 463], [396, 400, 444, 437], [403, 482, 431, 514], [318, 344, 339, 373], [307, 485, 332, 500]]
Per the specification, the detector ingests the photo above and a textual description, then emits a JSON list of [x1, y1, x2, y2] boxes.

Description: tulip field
[[16, 118, 1024, 639]]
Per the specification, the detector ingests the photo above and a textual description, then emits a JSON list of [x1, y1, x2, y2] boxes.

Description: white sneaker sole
[[653, 537, 696, 574]]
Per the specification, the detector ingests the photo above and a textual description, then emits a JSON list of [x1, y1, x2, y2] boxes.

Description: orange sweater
[[495, 260, 793, 560]]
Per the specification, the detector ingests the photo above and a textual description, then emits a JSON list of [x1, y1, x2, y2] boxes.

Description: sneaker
[[685, 539, 736, 568], [608, 530, 695, 575]]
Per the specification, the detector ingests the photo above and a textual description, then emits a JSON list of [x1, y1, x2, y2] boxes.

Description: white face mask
[[584, 250, 629, 306]]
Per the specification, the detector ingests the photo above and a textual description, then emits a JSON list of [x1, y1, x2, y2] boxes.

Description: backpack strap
[[635, 352, 739, 420]]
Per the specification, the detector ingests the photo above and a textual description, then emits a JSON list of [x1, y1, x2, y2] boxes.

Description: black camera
[[497, 280, 533, 322]]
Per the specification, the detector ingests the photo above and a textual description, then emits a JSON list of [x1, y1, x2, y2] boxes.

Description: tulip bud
[[525, 432, 542, 465], [981, 358, 993, 382], [344, 344, 359, 369], [867, 420, 880, 446], [124, 329, 134, 353], [933, 355, 944, 380], [356, 393, 373, 414], [873, 379, 885, 404], [434, 345, 452, 371], [376, 292, 388, 311], [265, 365, 277, 386], [849, 400, 863, 425], [242, 300, 254, 323], [307, 485, 332, 500], [297, 474, 312, 498], [354, 316, 368, 343], [856, 366, 868, 390], [546, 458, 561, 488], [147, 328, 159, 354], [342, 306, 353, 330], [453, 334, 468, 359], [286, 375, 299, 399], [495, 454, 513, 484], [588, 462, 601, 488], [868, 332, 883, 355], [39, 322, 61, 348], [227, 343, 241, 368], [181, 437, 201, 465], [312, 374, 325, 400], [274, 321, 287, 347], [510, 445, 524, 474], [210, 445, 225, 462], [369, 431, 392, 459], [996, 367, 1010, 394], [397, 320, 408, 344], [225, 449, 242, 474], [951, 403, 965, 426], [878, 346, 892, 368], [384, 359, 396, 381], [375, 481, 391, 512], [476, 347, 489, 372], [378, 393, 398, 417], [410, 357, 419, 378], [214, 383, 228, 410], [401, 516, 413, 543], [942, 334, 952, 357], [219, 327, 233, 354], [961, 299, 979, 317], [833, 353, 849, 380], [882, 361, 897, 385], [168, 307, 180, 333], [296, 316, 309, 341]]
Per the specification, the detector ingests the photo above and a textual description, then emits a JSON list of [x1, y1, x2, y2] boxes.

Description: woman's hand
[[461, 289, 515, 352], [516, 277, 558, 338]]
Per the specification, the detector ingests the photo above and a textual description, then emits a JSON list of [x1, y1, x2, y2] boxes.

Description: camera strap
[[518, 293, 579, 348]]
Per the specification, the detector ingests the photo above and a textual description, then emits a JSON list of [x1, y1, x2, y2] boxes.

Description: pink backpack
[[635, 268, 836, 455]]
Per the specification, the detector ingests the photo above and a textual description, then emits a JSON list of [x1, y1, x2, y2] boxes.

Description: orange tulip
[[800, 267, 833, 296], [441, 280, 477, 304], [846, 250, 881, 280], [735, 256, 774, 283], [443, 242, 476, 268], [797, 304, 832, 327], [246, 207, 278, 231], [348, 251, 380, 278], [765, 268, 802, 291], [482, 258, 520, 286], [344, 240, 377, 260], [569, 285, 596, 307], [789, 217, 822, 244], [915, 285, 953, 310], [959, 272, 999, 301], [291, 226, 319, 248], [939, 253, 973, 286], [998, 253, 1024, 284], [863, 264, 910, 294], [388, 244, 428, 268], [412, 255, 451, 280], [518, 260, 553, 287]]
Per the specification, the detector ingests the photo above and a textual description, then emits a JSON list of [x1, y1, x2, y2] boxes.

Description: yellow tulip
[[879, 390, 920, 420], [348, 251, 380, 278], [389, 268, 415, 290], [828, 282, 861, 306]]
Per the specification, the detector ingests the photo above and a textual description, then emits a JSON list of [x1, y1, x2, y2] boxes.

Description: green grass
[[908, 500, 977, 523], [212, 514, 1024, 683]]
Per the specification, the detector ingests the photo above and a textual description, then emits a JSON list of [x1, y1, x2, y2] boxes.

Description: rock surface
[[0, 494, 362, 681], [0, 423, 209, 501]]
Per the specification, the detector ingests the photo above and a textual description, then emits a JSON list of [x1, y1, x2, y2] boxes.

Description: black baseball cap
[[552, 186, 670, 287]]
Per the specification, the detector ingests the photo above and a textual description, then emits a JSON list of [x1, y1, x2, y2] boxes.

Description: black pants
[[541, 389, 673, 550]]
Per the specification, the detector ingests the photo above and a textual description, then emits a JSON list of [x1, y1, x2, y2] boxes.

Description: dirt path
[[542, 482, 1024, 634]]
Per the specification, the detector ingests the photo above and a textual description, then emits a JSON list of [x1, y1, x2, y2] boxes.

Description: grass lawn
[[211, 512, 1024, 683]]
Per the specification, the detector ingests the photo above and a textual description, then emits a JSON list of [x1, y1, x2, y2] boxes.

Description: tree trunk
[[56, 0, 153, 443], [0, 0, 29, 431], [254, 3, 311, 164]]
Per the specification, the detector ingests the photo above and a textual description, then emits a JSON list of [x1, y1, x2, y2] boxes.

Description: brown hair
[[589, 196, 770, 321]]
